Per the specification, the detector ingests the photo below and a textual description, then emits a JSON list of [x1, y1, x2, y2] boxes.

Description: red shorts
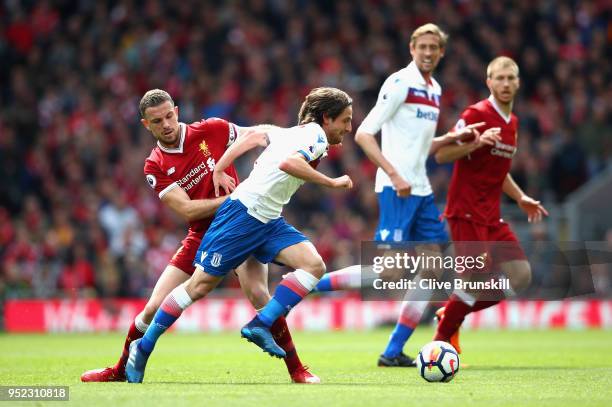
[[169, 231, 203, 276], [448, 217, 526, 270]]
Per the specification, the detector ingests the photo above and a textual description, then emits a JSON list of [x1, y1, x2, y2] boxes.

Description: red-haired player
[[434, 57, 548, 352]]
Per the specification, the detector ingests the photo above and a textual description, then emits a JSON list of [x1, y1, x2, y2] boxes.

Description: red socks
[[435, 297, 502, 341], [113, 321, 145, 375], [434, 295, 472, 342], [271, 316, 302, 374]]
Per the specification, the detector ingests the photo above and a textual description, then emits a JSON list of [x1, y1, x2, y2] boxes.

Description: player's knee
[[303, 255, 326, 278], [185, 277, 213, 300], [142, 301, 161, 322]]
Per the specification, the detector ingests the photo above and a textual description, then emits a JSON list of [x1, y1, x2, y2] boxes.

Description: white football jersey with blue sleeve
[[231, 122, 328, 222]]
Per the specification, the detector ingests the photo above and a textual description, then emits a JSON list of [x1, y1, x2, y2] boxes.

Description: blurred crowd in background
[[0, 0, 610, 300]]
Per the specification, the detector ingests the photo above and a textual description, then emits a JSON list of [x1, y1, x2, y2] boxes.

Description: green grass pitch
[[1, 328, 611, 407]]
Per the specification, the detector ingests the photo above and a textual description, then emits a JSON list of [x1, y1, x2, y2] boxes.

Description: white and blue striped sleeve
[[296, 126, 328, 162]]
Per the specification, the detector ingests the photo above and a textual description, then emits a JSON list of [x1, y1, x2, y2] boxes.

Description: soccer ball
[[416, 341, 460, 382]]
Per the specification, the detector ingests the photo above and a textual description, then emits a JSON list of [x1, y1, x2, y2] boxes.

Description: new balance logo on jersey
[[416, 108, 439, 121], [167, 167, 176, 175]]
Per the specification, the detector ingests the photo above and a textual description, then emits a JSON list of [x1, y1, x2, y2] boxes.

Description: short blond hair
[[487, 56, 519, 78], [410, 23, 448, 48]]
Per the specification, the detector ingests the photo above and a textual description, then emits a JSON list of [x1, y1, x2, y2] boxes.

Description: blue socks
[[138, 309, 178, 355], [383, 323, 414, 358], [138, 286, 193, 355], [314, 274, 333, 292], [258, 270, 319, 327]]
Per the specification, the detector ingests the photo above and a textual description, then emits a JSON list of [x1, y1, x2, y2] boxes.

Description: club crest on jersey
[[199, 140, 211, 157], [210, 252, 222, 267], [146, 174, 156, 188]]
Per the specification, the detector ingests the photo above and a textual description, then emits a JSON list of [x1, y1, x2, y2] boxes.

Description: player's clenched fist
[[389, 173, 411, 197], [331, 175, 353, 189]]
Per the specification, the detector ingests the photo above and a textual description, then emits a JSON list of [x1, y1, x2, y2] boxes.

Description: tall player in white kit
[[314, 24, 483, 367], [125, 87, 354, 383]]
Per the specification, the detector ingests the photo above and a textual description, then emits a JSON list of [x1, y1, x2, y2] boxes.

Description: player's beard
[[331, 129, 345, 145], [159, 127, 179, 147]]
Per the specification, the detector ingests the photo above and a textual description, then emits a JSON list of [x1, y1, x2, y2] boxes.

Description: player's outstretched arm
[[430, 122, 485, 155], [503, 174, 549, 223], [435, 126, 501, 163], [161, 186, 228, 222], [279, 152, 353, 189], [434, 141, 479, 164]]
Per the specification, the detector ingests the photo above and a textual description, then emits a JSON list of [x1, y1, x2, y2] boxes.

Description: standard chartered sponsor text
[[178, 161, 209, 191]]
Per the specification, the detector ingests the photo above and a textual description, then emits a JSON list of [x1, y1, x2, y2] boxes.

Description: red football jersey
[[445, 97, 519, 225], [143, 118, 239, 234]]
